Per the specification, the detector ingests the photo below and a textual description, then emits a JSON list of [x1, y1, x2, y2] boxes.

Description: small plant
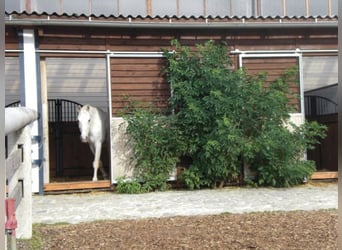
[[115, 177, 144, 194]]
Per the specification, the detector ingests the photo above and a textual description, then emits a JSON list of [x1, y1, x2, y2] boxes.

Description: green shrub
[[122, 39, 327, 191], [124, 109, 185, 192], [163, 39, 326, 188], [251, 121, 326, 187]]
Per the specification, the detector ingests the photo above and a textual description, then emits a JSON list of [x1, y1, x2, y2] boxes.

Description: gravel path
[[32, 182, 337, 224]]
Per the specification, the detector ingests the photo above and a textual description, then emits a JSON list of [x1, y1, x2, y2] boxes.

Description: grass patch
[[17, 224, 45, 249]]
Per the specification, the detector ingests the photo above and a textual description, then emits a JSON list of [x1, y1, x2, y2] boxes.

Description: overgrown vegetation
[[122, 109, 185, 192], [121, 40, 326, 192]]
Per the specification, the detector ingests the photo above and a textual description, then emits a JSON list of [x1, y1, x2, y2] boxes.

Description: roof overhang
[[5, 14, 338, 29]]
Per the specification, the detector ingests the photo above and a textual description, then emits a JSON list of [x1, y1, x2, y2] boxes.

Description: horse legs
[[91, 142, 108, 181], [92, 142, 102, 181], [98, 161, 108, 180]]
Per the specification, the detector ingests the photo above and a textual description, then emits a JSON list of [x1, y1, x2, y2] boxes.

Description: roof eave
[[5, 19, 338, 29]]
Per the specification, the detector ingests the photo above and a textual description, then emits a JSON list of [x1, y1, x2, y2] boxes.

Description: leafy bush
[[123, 39, 326, 191], [163, 40, 326, 188], [251, 121, 326, 187], [124, 109, 185, 192]]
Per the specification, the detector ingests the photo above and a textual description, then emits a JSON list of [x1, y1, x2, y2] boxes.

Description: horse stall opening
[[44, 58, 110, 183], [302, 56, 338, 175]]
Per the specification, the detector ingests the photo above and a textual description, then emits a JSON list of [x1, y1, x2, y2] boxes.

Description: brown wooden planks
[[243, 57, 300, 111], [311, 171, 338, 179], [44, 180, 111, 192], [110, 57, 170, 115]]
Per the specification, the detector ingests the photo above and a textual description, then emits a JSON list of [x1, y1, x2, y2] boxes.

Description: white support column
[[40, 58, 50, 184], [20, 29, 40, 193], [0, 1, 6, 247]]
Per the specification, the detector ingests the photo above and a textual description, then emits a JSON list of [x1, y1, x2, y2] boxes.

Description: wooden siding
[[7, 26, 337, 115], [5, 27, 20, 51], [5, 25, 338, 183], [37, 27, 337, 54], [110, 57, 170, 115], [242, 57, 300, 112]]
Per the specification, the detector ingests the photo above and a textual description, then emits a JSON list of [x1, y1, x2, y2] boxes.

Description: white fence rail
[[5, 107, 38, 241]]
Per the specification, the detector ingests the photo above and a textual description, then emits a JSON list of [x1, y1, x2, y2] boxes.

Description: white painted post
[[0, 1, 6, 247], [5, 107, 38, 239], [110, 118, 134, 182], [6, 126, 33, 239], [20, 29, 41, 193], [40, 58, 50, 184]]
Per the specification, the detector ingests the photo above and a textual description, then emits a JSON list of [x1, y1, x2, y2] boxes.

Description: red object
[[5, 199, 17, 237]]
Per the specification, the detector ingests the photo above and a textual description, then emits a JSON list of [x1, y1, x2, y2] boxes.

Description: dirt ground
[[18, 209, 337, 250]]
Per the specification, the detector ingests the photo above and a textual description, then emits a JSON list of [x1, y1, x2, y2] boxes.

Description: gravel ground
[[19, 209, 337, 250]]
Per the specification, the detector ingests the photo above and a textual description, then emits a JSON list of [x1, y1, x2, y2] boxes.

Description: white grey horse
[[77, 104, 108, 181]]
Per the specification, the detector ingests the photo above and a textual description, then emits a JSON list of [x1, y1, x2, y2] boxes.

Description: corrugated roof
[[5, 11, 338, 29], [5, 11, 339, 19], [5, 0, 338, 19]]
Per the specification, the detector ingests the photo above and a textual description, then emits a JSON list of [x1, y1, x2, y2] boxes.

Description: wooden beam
[[6, 148, 22, 181], [8, 180, 23, 210], [44, 180, 111, 192], [311, 171, 338, 180]]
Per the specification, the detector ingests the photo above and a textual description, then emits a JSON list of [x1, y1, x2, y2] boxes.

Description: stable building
[[5, 0, 338, 192]]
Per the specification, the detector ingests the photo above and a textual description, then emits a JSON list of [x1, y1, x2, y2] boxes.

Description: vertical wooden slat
[[256, 0, 261, 16], [282, 0, 286, 16], [117, 0, 120, 15], [328, 0, 331, 16], [203, 0, 207, 16], [6, 149, 22, 181], [146, 0, 152, 16], [25, 0, 32, 12]]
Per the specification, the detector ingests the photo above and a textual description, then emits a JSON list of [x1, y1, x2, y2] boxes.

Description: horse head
[[77, 105, 92, 143]]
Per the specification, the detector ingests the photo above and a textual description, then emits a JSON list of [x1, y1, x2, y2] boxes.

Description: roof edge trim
[[4, 19, 338, 29]]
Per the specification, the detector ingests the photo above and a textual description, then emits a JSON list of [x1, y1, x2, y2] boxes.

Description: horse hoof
[[92, 178, 98, 181]]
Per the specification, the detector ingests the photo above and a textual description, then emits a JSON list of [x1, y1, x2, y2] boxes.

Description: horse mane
[[81, 104, 102, 116]]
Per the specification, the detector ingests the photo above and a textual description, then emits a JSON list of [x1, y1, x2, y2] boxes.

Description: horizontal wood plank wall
[[5, 27, 20, 50], [110, 57, 170, 115], [242, 57, 300, 111], [37, 27, 337, 53]]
